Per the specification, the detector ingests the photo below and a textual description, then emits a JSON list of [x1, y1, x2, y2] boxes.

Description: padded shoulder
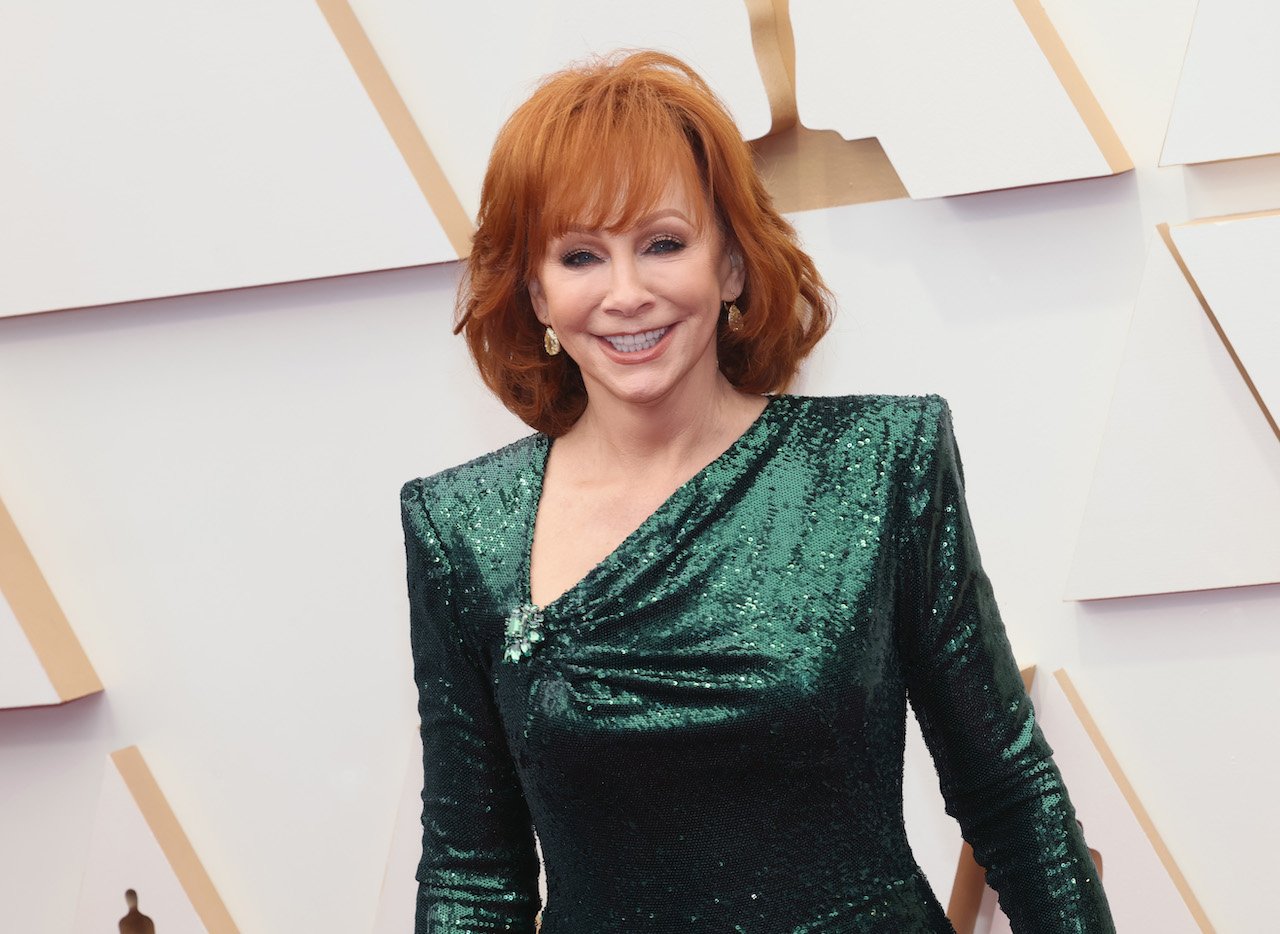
[[401, 432, 544, 517], [400, 432, 546, 577]]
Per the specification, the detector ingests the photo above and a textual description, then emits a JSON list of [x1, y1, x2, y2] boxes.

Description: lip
[[595, 322, 676, 364]]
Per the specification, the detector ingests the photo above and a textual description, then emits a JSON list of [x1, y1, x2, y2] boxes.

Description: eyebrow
[[560, 208, 694, 235]]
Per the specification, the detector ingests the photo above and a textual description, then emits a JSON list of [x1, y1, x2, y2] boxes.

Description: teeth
[[604, 326, 669, 353]]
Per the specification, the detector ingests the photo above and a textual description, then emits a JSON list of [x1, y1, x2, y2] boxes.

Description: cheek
[[537, 273, 587, 317], [678, 266, 727, 312]]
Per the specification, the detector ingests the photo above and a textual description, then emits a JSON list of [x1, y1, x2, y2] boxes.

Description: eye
[[646, 235, 685, 255], [560, 249, 599, 268]]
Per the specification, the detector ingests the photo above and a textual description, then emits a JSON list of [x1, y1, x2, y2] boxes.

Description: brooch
[[503, 602, 545, 663]]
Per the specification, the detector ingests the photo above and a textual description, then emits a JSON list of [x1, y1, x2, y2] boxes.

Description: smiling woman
[[456, 50, 832, 437], [400, 49, 1115, 934]]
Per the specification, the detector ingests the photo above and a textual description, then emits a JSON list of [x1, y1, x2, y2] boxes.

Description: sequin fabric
[[400, 394, 1115, 933]]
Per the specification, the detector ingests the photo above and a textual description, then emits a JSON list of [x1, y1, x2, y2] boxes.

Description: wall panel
[[1162, 0, 1280, 166], [0, 0, 458, 318], [791, 0, 1129, 199], [1067, 232, 1280, 599], [1169, 210, 1280, 429]]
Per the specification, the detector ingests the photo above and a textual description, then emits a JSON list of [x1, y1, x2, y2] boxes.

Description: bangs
[[528, 80, 715, 260]]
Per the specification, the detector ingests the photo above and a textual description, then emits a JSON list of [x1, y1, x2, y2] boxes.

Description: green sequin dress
[[400, 393, 1114, 933]]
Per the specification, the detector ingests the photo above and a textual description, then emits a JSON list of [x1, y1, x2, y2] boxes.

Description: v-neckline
[[521, 395, 782, 616]]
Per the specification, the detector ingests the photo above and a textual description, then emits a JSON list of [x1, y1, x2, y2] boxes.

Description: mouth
[[600, 326, 670, 354]]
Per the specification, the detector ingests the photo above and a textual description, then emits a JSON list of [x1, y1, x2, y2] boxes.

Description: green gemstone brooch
[[503, 602, 545, 663]]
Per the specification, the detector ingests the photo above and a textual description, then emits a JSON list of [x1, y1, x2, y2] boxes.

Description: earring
[[543, 326, 561, 356], [724, 302, 744, 333]]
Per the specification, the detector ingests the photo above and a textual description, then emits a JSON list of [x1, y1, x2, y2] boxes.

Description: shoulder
[[400, 432, 546, 552], [776, 392, 949, 441], [401, 432, 545, 509], [770, 394, 954, 491]]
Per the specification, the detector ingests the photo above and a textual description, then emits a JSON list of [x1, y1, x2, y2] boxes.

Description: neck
[[565, 368, 763, 479]]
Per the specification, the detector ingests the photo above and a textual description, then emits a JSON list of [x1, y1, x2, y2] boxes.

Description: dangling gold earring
[[724, 301, 744, 333], [543, 326, 561, 356]]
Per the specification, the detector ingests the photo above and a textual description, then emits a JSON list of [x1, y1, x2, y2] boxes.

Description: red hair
[[455, 50, 834, 436]]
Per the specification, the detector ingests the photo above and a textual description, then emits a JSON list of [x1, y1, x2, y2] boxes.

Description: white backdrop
[[2, 0, 1278, 931]]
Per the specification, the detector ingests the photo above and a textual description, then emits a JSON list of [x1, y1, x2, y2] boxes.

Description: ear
[[719, 248, 746, 302], [527, 277, 550, 325]]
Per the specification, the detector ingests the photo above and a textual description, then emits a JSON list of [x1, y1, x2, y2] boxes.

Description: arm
[[401, 480, 541, 933], [896, 397, 1114, 932]]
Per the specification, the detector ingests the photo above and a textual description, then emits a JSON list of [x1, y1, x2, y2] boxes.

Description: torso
[[405, 393, 1110, 931], [416, 393, 975, 931]]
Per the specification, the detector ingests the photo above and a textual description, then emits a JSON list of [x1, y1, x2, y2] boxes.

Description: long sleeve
[[896, 397, 1115, 932], [401, 480, 541, 933]]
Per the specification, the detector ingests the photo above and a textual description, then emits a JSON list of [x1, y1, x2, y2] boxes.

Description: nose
[[603, 253, 653, 317]]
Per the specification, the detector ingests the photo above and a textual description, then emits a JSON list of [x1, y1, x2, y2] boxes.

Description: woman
[[400, 50, 1114, 933]]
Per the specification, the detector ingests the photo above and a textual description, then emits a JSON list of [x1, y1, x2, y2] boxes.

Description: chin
[[584, 370, 685, 407], [604, 383, 680, 407]]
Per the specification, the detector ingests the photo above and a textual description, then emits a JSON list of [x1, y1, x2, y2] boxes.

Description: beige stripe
[[749, 129, 907, 213], [0, 497, 101, 703], [945, 838, 986, 933], [1053, 670, 1216, 932], [745, 0, 799, 135], [742, 0, 906, 211], [1012, 0, 1132, 174], [316, 0, 474, 258], [112, 746, 241, 933], [1157, 223, 1278, 442]]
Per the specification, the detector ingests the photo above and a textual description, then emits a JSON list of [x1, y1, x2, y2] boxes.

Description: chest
[[506, 495, 909, 807], [529, 479, 679, 609]]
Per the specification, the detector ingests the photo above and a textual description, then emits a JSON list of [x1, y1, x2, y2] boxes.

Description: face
[[527, 177, 745, 412]]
